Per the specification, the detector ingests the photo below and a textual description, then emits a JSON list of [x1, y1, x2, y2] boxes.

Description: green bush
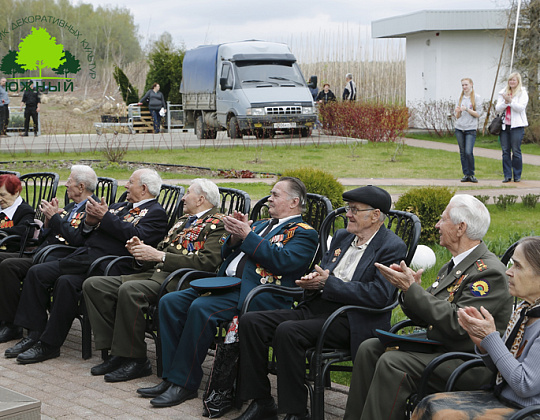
[[495, 194, 518, 210], [281, 168, 344, 209], [395, 186, 455, 244], [113, 65, 139, 105], [474, 195, 490, 205], [522, 194, 540, 208]]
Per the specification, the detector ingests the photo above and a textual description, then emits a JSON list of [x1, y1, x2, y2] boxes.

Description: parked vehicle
[[181, 40, 317, 139]]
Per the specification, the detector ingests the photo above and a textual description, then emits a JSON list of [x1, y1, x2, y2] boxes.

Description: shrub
[[409, 100, 455, 137], [495, 194, 518, 210], [113, 65, 139, 105], [474, 195, 490, 205], [395, 186, 455, 244], [522, 194, 540, 208], [281, 168, 344, 209], [317, 101, 408, 143]]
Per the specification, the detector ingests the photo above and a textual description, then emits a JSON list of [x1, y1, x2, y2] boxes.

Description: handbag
[[488, 112, 505, 135]]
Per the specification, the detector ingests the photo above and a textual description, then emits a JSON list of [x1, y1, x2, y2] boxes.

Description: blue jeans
[[150, 109, 161, 133], [500, 126, 524, 180], [455, 129, 476, 176]]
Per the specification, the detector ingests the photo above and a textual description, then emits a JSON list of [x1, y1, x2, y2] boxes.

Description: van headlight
[[302, 107, 314, 114], [247, 108, 265, 116]]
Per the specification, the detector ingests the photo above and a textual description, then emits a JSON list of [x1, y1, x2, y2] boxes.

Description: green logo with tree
[[0, 26, 81, 80]]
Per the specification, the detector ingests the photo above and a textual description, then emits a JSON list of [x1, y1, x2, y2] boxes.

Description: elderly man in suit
[[136, 177, 319, 408], [344, 194, 513, 420], [83, 178, 227, 383], [233, 186, 408, 420], [0, 165, 98, 343], [6, 168, 168, 364]]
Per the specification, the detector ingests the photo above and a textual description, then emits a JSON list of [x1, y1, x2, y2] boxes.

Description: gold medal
[[182, 249, 188, 255], [177, 244, 182, 250]]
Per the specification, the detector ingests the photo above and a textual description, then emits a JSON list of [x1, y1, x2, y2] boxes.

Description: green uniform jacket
[[120, 207, 227, 291], [401, 241, 513, 352]]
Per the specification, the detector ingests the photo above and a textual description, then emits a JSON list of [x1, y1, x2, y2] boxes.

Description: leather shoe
[[460, 176, 469, 182], [104, 358, 152, 382], [233, 398, 278, 420], [502, 178, 512, 183], [469, 176, 478, 183], [16, 341, 60, 364], [5, 337, 36, 358], [150, 384, 197, 408], [284, 411, 311, 420], [0, 325, 22, 343], [91, 355, 124, 376], [137, 380, 171, 398]]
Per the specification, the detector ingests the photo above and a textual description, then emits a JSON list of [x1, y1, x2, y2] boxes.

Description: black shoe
[[0, 325, 22, 343], [5, 337, 37, 358], [91, 355, 124, 376], [469, 176, 478, 183], [514, 178, 521, 182], [22, 132, 28, 137], [284, 412, 311, 420], [233, 398, 278, 420], [104, 358, 152, 382], [150, 384, 197, 408], [502, 178, 512, 183], [16, 341, 60, 364], [137, 380, 171, 398], [460, 176, 469, 182]]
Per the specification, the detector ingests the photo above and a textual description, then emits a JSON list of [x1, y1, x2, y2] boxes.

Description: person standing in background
[[0, 78, 10, 136], [342, 73, 357, 101], [21, 80, 40, 137], [454, 78, 481, 183], [138, 83, 167, 134], [495, 72, 528, 183]]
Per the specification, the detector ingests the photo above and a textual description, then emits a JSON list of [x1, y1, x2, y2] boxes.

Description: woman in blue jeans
[[495, 72, 529, 183], [454, 78, 481, 183], [139, 83, 167, 134]]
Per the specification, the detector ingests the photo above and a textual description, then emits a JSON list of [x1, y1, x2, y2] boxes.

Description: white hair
[[448, 194, 490, 241], [191, 178, 220, 207], [138, 168, 162, 197], [70, 165, 97, 192], [346, 73, 353, 80]]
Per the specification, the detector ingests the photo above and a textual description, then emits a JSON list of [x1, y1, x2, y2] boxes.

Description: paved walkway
[[0, 134, 538, 419]]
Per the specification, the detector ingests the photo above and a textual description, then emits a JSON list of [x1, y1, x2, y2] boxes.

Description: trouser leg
[[111, 278, 160, 358], [500, 129, 512, 179], [510, 127, 524, 179], [83, 275, 122, 351], [40, 273, 86, 348], [14, 260, 62, 333], [0, 256, 31, 323], [160, 288, 239, 391], [464, 130, 476, 175]]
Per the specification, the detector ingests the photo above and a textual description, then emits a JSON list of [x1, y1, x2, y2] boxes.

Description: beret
[[342, 185, 392, 214]]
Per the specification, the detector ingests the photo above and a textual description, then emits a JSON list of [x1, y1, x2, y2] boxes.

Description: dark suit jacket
[[59, 199, 168, 274], [0, 200, 35, 245], [219, 216, 319, 311], [313, 226, 407, 356]]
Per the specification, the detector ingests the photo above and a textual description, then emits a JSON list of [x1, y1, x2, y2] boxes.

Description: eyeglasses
[[345, 206, 375, 215]]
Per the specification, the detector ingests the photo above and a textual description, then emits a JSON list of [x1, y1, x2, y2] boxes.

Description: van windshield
[[235, 61, 305, 87]]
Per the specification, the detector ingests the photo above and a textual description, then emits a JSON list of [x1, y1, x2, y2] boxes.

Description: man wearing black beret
[[233, 185, 408, 420]]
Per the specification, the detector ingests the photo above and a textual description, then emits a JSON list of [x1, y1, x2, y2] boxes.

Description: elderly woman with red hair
[[0, 174, 34, 244]]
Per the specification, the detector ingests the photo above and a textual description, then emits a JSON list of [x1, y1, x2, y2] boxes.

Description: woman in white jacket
[[495, 72, 528, 183]]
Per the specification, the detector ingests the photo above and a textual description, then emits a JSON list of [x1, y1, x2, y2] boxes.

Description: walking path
[[0, 134, 538, 419]]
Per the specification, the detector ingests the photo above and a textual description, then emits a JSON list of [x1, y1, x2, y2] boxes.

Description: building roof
[[372, 9, 509, 38]]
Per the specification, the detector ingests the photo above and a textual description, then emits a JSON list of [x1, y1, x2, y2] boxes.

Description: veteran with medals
[[344, 194, 513, 420], [137, 177, 318, 409], [6, 169, 168, 364], [0, 165, 98, 344], [233, 185, 408, 420], [83, 179, 227, 382]]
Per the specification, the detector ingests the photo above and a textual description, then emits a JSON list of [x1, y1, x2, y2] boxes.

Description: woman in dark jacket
[[0, 174, 34, 250], [139, 83, 167, 133]]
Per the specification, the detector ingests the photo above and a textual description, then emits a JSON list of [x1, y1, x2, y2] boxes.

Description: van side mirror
[[220, 78, 232, 91]]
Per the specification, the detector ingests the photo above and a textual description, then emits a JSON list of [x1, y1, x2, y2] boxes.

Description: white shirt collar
[[1, 196, 23, 220], [452, 244, 480, 267]]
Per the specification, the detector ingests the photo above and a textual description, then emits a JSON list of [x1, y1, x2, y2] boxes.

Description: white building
[[372, 10, 510, 105]]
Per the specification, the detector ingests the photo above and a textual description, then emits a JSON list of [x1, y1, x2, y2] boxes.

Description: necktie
[[235, 219, 279, 278], [184, 215, 198, 229], [446, 259, 455, 275]]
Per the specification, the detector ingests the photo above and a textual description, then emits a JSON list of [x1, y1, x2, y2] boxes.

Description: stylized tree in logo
[[0, 50, 25, 78], [53, 51, 81, 77], [16, 27, 66, 78]]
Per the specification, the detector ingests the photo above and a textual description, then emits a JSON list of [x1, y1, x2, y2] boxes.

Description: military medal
[[177, 244, 182, 250]]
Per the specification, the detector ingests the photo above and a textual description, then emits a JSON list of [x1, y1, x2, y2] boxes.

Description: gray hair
[[517, 236, 540, 276], [191, 178, 220, 207], [70, 165, 97, 192], [138, 168, 162, 197], [279, 176, 307, 212], [448, 194, 490, 241], [346, 73, 353, 80]]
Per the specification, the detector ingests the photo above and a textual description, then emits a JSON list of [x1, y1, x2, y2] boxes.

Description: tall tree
[[16, 27, 65, 77], [0, 50, 25, 77], [145, 32, 185, 104], [53, 50, 81, 77]]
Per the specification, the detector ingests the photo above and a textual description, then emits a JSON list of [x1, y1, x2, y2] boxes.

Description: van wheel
[[229, 116, 242, 139], [195, 115, 216, 139]]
